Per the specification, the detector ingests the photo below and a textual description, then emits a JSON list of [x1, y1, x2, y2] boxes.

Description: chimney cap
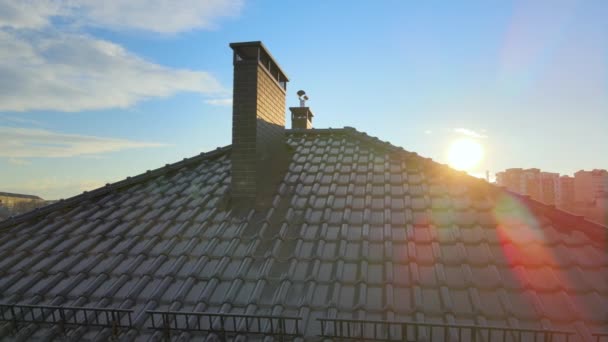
[[229, 41, 289, 82], [297, 90, 309, 107]]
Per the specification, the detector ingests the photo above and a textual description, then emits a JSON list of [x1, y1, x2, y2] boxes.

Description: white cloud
[[0, 31, 226, 112], [0, 0, 243, 33], [0, 126, 165, 158], [70, 0, 244, 34], [77, 179, 106, 192], [7, 158, 31, 166], [205, 98, 233, 106], [0, 0, 240, 112], [0, 1, 62, 29], [453, 128, 488, 139], [0, 114, 43, 126]]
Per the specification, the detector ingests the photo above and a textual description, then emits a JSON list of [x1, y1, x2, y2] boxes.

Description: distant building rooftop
[[0, 192, 43, 200]]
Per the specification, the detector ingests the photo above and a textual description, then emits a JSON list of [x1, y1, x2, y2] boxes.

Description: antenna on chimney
[[297, 90, 308, 107]]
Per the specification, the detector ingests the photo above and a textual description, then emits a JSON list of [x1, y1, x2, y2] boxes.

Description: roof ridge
[[352, 128, 608, 236], [288, 127, 608, 238], [288, 126, 419, 156], [0, 146, 231, 230]]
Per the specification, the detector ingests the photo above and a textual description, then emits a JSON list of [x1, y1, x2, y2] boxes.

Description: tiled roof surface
[[0, 128, 606, 340]]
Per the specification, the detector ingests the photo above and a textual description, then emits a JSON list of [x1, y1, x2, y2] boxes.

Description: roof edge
[[0, 146, 231, 230], [504, 189, 607, 241]]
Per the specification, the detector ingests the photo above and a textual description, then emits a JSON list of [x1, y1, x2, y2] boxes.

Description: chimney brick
[[230, 42, 289, 202]]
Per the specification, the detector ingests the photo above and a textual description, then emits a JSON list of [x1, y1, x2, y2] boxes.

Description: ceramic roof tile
[[0, 129, 606, 340]]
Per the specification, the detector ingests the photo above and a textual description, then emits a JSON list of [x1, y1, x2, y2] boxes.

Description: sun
[[447, 138, 484, 171]]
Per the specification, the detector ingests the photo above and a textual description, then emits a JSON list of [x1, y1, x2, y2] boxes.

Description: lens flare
[[492, 193, 593, 325]]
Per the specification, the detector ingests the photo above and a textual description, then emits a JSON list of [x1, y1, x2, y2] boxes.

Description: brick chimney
[[230, 41, 290, 202], [289, 90, 313, 129], [289, 107, 314, 129]]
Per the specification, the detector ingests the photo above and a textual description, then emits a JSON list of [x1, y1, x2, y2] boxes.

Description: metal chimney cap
[[297, 90, 309, 107]]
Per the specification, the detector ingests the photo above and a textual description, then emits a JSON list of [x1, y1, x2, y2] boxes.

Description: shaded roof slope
[[0, 128, 606, 340]]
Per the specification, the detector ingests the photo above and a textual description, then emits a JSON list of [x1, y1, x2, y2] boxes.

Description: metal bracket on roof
[[0, 304, 134, 337], [146, 310, 302, 339], [317, 317, 577, 341]]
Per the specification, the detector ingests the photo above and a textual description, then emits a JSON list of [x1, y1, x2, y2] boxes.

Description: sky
[[0, 0, 607, 200]]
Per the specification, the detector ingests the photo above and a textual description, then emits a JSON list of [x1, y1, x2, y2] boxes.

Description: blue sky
[[1, 0, 607, 199]]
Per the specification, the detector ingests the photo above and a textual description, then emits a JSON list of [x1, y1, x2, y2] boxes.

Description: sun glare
[[447, 138, 484, 171]]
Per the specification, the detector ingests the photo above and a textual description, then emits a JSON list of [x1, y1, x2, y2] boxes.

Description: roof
[[0, 128, 606, 340], [0, 192, 43, 200]]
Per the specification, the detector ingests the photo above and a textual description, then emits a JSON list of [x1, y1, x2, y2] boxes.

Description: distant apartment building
[[496, 168, 558, 204], [524, 169, 541, 201], [496, 168, 608, 224], [569, 191, 607, 224], [557, 175, 575, 207], [573, 169, 608, 204], [496, 168, 536, 193], [496, 168, 523, 193], [0, 192, 46, 218], [0, 192, 43, 209], [539, 172, 559, 205]]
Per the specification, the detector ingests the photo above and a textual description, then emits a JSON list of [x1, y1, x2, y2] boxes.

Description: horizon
[[1, 1, 607, 200]]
